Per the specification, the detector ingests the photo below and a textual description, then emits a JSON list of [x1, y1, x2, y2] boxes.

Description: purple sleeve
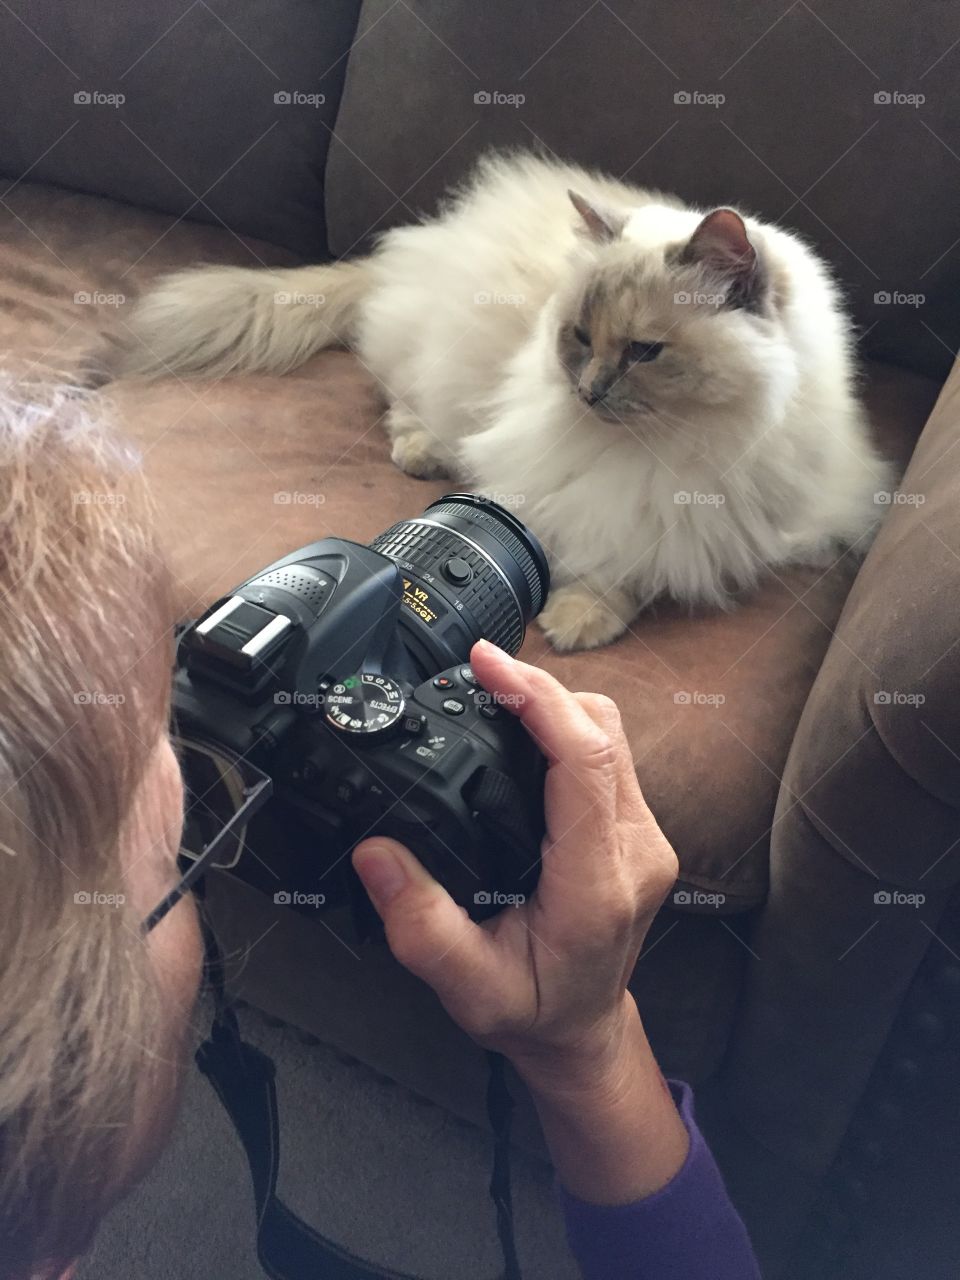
[[558, 1081, 761, 1280]]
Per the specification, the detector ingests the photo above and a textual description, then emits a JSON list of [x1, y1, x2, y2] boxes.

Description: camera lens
[[368, 493, 550, 655]]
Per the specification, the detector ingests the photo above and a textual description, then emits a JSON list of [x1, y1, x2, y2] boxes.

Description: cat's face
[[556, 196, 782, 432]]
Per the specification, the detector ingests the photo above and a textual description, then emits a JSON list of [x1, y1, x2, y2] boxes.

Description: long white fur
[[117, 152, 890, 650], [115, 261, 369, 379]]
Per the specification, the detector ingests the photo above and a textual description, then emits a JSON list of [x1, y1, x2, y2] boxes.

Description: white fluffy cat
[[114, 152, 891, 650]]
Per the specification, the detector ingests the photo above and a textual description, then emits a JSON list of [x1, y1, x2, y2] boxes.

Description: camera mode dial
[[324, 673, 405, 737]]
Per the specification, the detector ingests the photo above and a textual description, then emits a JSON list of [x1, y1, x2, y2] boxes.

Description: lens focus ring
[[425, 500, 546, 615], [370, 520, 525, 653]]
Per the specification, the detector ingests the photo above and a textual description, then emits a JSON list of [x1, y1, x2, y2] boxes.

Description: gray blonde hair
[[0, 375, 176, 1277]]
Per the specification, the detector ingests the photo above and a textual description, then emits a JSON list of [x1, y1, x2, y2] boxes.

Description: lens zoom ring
[[426, 501, 544, 615], [370, 523, 523, 652]]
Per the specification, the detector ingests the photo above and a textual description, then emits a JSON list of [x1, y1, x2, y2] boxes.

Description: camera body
[[172, 496, 549, 924]]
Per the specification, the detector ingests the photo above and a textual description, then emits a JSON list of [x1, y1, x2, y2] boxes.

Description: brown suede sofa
[[2, 3, 960, 1277]]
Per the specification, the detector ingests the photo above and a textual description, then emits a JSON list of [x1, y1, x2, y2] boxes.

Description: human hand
[[352, 639, 679, 1087]]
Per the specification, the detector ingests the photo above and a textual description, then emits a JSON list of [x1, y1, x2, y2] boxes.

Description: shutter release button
[[442, 556, 473, 586]]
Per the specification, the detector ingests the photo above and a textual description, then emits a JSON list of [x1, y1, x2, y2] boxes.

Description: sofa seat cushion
[[0, 182, 943, 911]]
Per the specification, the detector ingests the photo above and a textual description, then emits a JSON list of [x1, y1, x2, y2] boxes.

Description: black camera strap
[[195, 923, 522, 1280]]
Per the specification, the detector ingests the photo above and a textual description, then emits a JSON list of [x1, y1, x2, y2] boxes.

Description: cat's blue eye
[[627, 341, 664, 363], [573, 325, 591, 346]]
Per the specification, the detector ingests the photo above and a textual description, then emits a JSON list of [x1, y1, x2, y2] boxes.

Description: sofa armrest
[[714, 355, 960, 1243]]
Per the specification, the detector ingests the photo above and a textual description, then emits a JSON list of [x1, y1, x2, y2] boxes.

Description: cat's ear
[[679, 209, 765, 310], [568, 190, 625, 244]]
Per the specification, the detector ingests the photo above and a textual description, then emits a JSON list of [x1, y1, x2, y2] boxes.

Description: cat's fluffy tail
[[107, 261, 371, 381]]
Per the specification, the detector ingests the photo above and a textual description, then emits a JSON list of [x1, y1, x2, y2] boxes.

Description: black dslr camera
[[172, 495, 550, 928]]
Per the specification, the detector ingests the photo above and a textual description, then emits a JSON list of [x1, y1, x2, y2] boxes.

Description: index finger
[[469, 639, 621, 875], [470, 640, 614, 768]]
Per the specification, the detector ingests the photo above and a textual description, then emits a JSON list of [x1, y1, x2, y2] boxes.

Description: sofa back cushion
[[0, 0, 363, 258], [326, 0, 959, 380]]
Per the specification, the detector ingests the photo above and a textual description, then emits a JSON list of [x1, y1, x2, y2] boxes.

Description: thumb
[[352, 838, 493, 999]]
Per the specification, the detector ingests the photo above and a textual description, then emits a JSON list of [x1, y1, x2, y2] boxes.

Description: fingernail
[[474, 638, 510, 662], [354, 845, 408, 907]]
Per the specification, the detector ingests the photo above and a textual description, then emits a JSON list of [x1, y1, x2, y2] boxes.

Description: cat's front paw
[[538, 586, 630, 652], [389, 429, 451, 480]]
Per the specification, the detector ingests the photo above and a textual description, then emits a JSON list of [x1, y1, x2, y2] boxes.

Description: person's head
[[0, 375, 201, 1279]]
